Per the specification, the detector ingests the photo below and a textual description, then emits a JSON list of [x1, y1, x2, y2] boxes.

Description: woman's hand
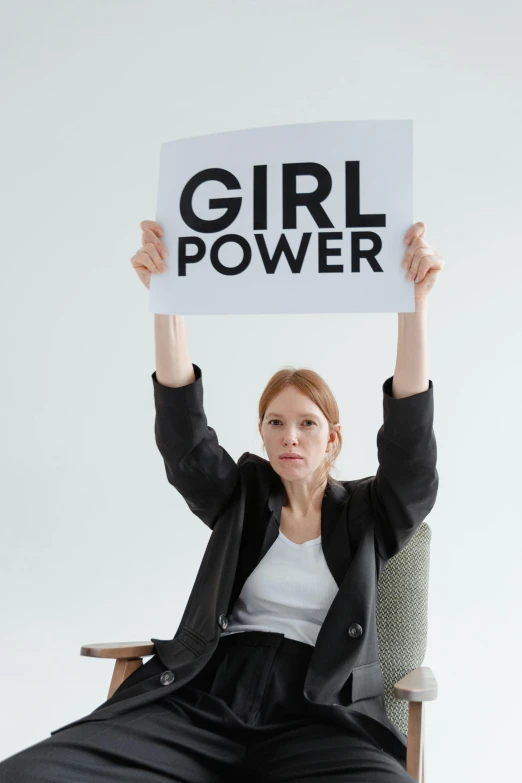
[[401, 222, 444, 304], [131, 220, 169, 290]]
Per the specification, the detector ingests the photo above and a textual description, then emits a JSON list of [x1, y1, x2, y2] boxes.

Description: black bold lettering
[[210, 234, 251, 275], [180, 168, 241, 233], [254, 233, 312, 274], [345, 162, 386, 228], [178, 237, 206, 276], [282, 163, 334, 229], [351, 231, 384, 273], [318, 232, 343, 273], [253, 165, 268, 230]]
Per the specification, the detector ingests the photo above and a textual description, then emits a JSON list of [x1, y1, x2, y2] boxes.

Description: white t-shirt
[[221, 530, 339, 646]]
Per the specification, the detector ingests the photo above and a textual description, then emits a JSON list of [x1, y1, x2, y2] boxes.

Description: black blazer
[[51, 363, 438, 762]]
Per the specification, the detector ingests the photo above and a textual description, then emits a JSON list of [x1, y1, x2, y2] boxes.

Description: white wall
[[1, 0, 520, 778]]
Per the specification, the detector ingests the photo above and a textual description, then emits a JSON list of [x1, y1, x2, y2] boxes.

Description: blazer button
[[218, 614, 229, 630], [160, 670, 175, 685], [348, 623, 363, 638]]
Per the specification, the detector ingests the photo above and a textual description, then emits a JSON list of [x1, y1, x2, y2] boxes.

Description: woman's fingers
[[142, 228, 169, 260], [140, 221, 168, 258], [401, 237, 429, 279], [140, 219, 163, 237], [131, 241, 165, 276], [132, 221, 169, 290]]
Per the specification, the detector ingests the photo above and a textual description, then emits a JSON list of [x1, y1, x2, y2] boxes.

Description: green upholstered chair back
[[376, 522, 432, 736]]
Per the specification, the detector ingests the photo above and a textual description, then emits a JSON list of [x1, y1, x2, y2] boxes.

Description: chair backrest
[[376, 522, 431, 736]]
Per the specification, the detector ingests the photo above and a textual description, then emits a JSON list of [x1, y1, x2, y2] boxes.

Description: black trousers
[[0, 630, 417, 782]]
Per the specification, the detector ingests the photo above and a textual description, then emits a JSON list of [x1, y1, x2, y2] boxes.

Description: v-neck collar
[[278, 530, 322, 548], [265, 466, 350, 587]]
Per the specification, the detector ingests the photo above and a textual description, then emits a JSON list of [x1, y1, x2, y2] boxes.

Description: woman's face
[[259, 385, 340, 481]]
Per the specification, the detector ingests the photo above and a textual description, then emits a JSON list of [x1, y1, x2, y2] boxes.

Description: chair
[[80, 522, 437, 782], [376, 521, 437, 782]]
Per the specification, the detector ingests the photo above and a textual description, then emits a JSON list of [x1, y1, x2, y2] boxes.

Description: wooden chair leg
[[107, 657, 143, 700], [406, 700, 425, 782]]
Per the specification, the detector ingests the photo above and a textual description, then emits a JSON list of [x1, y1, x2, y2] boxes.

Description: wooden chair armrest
[[392, 666, 437, 783], [81, 642, 155, 700], [80, 642, 155, 659], [393, 665, 438, 701]]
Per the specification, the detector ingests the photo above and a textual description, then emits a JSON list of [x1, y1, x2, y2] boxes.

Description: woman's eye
[[268, 420, 315, 426]]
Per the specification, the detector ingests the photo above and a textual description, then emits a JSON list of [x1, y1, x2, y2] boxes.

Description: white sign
[[149, 120, 414, 315]]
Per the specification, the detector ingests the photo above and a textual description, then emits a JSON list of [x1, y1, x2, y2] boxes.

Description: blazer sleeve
[[365, 376, 439, 561], [151, 363, 239, 530]]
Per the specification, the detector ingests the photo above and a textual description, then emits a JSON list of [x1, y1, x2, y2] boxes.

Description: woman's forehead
[[266, 386, 322, 417]]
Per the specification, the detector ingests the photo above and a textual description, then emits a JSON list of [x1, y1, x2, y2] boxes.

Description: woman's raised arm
[[154, 314, 195, 388], [152, 314, 239, 530], [133, 220, 239, 528]]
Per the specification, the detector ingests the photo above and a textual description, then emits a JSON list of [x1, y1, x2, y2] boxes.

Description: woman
[[0, 220, 443, 781]]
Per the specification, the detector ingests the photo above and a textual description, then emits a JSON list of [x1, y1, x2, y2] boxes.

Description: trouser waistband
[[217, 630, 314, 657]]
